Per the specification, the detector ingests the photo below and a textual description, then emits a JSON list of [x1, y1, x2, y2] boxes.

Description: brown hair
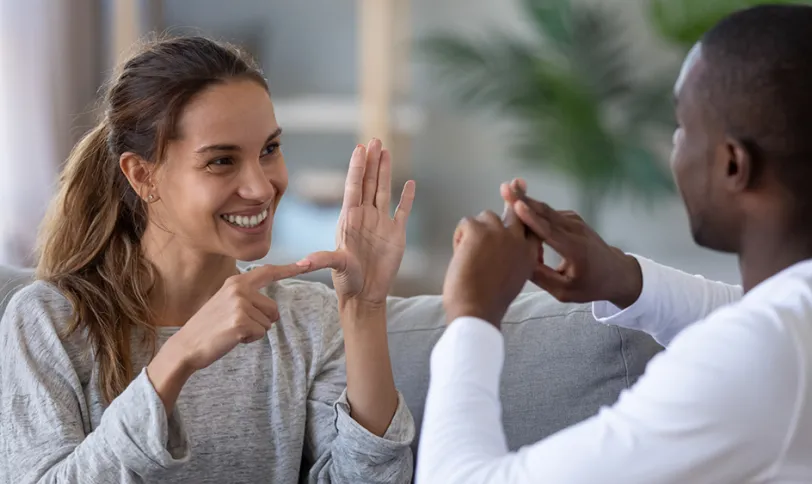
[[36, 36, 267, 403]]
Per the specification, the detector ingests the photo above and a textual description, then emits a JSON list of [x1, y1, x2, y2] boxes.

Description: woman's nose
[[238, 160, 276, 201]]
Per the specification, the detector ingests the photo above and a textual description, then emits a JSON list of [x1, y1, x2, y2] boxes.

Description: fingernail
[[296, 258, 311, 267], [355, 144, 364, 152]]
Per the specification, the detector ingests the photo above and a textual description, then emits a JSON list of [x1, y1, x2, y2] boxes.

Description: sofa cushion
[[386, 291, 662, 453]]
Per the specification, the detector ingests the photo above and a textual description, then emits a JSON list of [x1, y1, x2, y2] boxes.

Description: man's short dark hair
[[699, 4, 812, 202]]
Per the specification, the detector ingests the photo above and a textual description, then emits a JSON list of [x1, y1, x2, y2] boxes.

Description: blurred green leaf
[[522, 0, 573, 47], [648, 0, 812, 48], [420, 0, 674, 225]]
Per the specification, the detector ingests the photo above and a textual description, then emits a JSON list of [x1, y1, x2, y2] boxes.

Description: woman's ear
[[119, 152, 159, 202]]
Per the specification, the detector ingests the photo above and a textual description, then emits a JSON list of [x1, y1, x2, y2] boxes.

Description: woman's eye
[[261, 142, 280, 157], [209, 157, 233, 166]]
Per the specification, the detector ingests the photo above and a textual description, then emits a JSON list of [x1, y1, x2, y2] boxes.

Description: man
[[417, 5, 812, 483]]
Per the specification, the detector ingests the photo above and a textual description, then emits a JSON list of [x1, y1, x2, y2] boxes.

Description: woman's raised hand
[[304, 139, 416, 307]]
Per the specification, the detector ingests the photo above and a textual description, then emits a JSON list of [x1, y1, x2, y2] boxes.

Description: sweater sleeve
[[0, 284, 190, 484], [302, 287, 415, 483]]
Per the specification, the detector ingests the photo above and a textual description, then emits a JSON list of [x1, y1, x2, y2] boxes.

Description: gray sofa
[[0, 264, 661, 454]]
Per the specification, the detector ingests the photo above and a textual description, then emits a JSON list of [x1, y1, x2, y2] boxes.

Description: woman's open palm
[[306, 139, 415, 305]]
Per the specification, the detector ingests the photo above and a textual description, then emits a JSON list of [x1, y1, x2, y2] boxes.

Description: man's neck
[[739, 226, 812, 292], [141, 227, 239, 327]]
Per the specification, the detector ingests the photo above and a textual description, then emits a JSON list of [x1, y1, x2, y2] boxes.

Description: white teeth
[[222, 209, 269, 228]]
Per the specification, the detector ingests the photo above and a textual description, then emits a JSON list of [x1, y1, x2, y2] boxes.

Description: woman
[[0, 36, 416, 483]]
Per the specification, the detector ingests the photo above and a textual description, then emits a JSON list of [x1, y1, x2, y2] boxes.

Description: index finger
[[516, 196, 577, 232], [514, 201, 575, 258], [242, 262, 312, 289], [300, 250, 348, 272]]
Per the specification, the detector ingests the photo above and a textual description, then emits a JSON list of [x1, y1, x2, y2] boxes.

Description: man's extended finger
[[300, 250, 349, 272], [362, 138, 382, 205], [514, 201, 576, 258], [514, 196, 580, 234], [243, 263, 311, 290], [559, 210, 586, 224], [342, 145, 366, 210]]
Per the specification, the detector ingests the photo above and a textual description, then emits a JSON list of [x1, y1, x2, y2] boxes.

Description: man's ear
[[723, 137, 754, 192], [119, 152, 158, 202]]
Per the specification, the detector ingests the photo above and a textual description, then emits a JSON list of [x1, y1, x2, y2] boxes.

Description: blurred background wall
[[4, 0, 791, 294]]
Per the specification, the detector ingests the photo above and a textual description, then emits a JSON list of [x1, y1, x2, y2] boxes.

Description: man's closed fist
[[442, 208, 539, 329]]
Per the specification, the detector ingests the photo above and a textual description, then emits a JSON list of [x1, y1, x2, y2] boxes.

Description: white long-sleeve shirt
[[417, 257, 812, 483]]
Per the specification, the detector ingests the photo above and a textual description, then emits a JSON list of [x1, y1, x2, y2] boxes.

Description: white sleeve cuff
[[430, 317, 505, 393], [592, 255, 661, 331]]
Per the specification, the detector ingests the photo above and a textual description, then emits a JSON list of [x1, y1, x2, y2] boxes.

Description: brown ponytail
[[35, 36, 267, 403], [37, 121, 156, 403]]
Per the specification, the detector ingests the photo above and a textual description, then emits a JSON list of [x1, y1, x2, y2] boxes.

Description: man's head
[[671, 4, 812, 253]]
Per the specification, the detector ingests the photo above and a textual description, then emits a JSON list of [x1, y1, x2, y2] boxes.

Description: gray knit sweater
[[0, 278, 414, 483]]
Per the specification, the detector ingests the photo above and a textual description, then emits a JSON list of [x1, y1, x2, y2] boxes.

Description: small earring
[[147, 194, 155, 202]]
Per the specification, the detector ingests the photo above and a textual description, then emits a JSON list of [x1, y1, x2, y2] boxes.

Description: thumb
[[502, 203, 526, 237], [243, 262, 313, 289], [301, 250, 349, 272]]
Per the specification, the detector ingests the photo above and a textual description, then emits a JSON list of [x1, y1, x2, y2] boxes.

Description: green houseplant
[[648, 0, 811, 49], [421, 0, 675, 227]]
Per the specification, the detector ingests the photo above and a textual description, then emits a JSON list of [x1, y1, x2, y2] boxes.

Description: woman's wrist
[[338, 296, 398, 436], [338, 297, 387, 330], [146, 338, 195, 416]]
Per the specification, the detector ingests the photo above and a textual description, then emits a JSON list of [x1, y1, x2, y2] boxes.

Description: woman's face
[[149, 78, 287, 262]]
